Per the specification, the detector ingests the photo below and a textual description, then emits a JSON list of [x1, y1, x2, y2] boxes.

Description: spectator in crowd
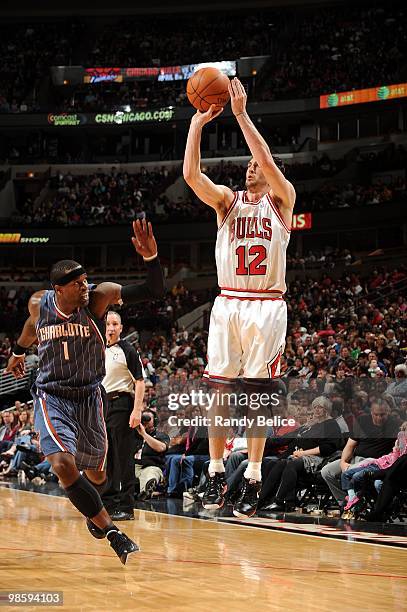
[[366, 454, 407, 522], [385, 364, 407, 409], [0, 430, 41, 478], [259, 397, 342, 511], [17, 409, 32, 434], [341, 420, 407, 516], [21, 458, 53, 483], [134, 409, 169, 499], [321, 400, 400, 506], [0, 411, 19, 452], [166, 407, 209, 497]]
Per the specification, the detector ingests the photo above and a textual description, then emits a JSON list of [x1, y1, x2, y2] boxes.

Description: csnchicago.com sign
[[94, 108, 174, 125]]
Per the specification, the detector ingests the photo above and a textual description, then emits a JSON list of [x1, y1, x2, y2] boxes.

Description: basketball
[[186, 67, 230, 112]]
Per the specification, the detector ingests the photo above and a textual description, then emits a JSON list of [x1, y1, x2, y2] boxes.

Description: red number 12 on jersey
[[235, 245, 267, 275]]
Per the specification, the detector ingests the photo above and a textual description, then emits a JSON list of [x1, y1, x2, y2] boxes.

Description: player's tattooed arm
[[6, 290, 45, 379], [89, 220, 165, 318], [183, 106, 235, 224], [229, 78, 296, 212]]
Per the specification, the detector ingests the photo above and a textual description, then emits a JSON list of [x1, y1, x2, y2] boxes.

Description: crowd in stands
[[0, 21, 80, 114], [286, 248, 355, 270], [295, 177, 407, 212], [14, 166, 181, 227], [12, 150, 407, 228], [258, 4, 406, 101], [0, 3, 406, 116], [88, 12, 272, 68], [65, 4, 406, 110]]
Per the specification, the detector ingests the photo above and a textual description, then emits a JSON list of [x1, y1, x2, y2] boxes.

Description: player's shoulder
[[28, 289, 48, 319], [29, 289, 48, 307], [30, 288, 48, 299]]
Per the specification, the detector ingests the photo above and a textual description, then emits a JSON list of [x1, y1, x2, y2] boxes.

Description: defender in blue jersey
[[6, 220, 164, 565]]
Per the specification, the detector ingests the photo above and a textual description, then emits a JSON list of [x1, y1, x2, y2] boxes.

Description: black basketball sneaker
[[202, 473, 228, 510], [107, 529, 140, 565], [233, 477, 262, 518], [86, 518, 106, 539]]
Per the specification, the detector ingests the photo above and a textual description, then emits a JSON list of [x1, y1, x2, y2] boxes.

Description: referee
[[102, 311, 145, 521]]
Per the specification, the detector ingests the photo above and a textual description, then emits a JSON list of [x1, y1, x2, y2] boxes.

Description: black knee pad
[[65, 474, 103, 519], [83, 472, 108, 495]]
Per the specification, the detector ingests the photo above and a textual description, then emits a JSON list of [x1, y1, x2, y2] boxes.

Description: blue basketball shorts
[[32, 386, 108, 471]]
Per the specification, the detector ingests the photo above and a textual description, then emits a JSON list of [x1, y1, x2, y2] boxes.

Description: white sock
[[244, 462, 262, 482], [208, 459, 225, 476], [348, 488, 356, 501]]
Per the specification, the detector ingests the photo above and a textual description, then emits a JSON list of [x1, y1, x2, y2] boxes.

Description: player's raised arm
[[90, 220, 165, 318], [229, 78, 296, 213], [183, 106, 235, 221], [6, 290, 45, 379]]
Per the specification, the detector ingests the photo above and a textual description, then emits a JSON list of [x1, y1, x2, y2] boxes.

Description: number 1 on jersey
[[62, 341, 69, 361], [236, 245, 267, 276]]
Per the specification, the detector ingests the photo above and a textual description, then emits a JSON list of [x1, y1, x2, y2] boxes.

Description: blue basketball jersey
[[35, 288, 106, 399]]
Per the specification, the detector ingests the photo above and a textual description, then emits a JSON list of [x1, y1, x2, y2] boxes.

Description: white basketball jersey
[[215, 190, 291, 296]]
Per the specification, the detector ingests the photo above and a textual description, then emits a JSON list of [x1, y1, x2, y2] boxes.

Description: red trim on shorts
[[267, 350, 282, 379], [220, 286, 283, 294], [218, 191, 238, 231], [266, 194, 291, 233], [40, 398, 69, 452], [219, 295, 284, 302], [203, 371, 237, 381]]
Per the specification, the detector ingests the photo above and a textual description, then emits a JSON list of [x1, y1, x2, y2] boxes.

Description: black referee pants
[[102, 397, 137, 514]]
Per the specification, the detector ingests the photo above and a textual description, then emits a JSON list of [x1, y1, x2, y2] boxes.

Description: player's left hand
[[5, 354, 26, 379], [292, 449, 304, 458], [229, 77, 247, 117], [132, 219, 158, 259]]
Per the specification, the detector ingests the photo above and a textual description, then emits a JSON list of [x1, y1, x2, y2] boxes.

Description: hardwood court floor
[[0, 487, 406, 612]]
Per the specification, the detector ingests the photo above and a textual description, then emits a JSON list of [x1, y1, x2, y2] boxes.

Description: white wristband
[[12, 352, 25, 358], [143, 253, 158, 261]]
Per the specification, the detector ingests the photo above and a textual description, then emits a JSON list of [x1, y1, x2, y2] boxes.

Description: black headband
[[52, 266, 87, 286]]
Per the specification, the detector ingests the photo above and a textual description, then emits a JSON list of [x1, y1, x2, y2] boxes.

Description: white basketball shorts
[[204, 295, 287, 381]]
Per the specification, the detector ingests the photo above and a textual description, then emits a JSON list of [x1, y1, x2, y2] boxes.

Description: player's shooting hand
[[191, 105, 223, 128], [229, 77, 247, 117], [132, 219, 158, 259], [5, 355, 25, 379]]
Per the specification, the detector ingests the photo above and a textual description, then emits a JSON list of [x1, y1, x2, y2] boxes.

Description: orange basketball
[[186, 67, 230, 112]]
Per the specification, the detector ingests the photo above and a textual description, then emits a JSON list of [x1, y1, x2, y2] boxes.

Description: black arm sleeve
[[121, 257, 165, 304], [120, 341, 144, 380]]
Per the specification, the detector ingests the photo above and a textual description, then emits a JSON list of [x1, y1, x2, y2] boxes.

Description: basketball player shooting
[[183, 77, 295, 518], [6, 220, 164, 564]]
